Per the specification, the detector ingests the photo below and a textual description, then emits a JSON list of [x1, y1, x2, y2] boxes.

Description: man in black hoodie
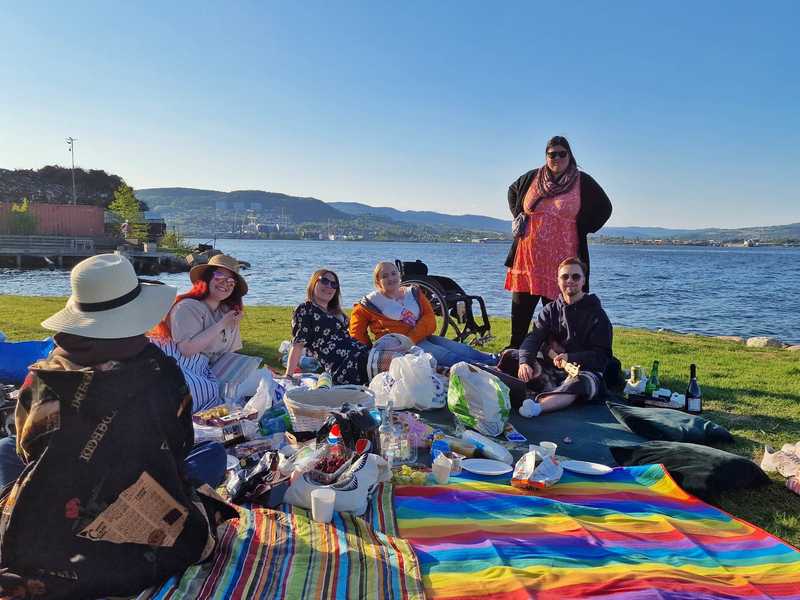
[[499, 256, 613, 416]]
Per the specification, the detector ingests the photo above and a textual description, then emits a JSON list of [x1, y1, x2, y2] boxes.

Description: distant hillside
[[136, 187, 347, 222], [136, 187, 511, 239], [597, 224, 800, 242], [597, 226, 694, 238], [329, 201, 511, 233]]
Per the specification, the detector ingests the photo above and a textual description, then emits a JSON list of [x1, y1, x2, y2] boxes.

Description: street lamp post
[[66, 137, 77, 204]]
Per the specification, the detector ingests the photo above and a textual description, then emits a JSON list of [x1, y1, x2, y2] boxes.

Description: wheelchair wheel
[[403, 279, 450, 338]]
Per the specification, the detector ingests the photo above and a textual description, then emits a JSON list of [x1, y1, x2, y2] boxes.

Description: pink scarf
[[523, 163, 579, 213]]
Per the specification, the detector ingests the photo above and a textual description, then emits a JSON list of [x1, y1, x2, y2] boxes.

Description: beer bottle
[[644, 360, 660, 396]]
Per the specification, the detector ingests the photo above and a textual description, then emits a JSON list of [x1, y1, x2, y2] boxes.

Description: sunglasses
[[211, 271, 236, 285], [547, 150, 568, 159], [318, 276, 339, 289], [559, 273, 583, 281]]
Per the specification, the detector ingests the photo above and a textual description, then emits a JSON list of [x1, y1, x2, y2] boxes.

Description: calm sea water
[[1, 240, 798, 344]]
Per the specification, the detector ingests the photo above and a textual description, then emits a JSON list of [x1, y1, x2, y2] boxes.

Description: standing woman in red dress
[[504, 136, 612, 349]]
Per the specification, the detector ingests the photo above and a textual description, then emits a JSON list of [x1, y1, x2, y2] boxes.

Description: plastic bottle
[[397, 423, 418, 464], [461, 430, 513, 464], [316, 372, 333, 389], [430, 430, 450, 461]]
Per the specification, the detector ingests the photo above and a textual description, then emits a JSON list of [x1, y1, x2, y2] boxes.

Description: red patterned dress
[[504, 177, 581, 300]]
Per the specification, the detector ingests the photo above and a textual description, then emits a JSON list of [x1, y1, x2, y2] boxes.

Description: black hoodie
[[518, 293, 613, 373]]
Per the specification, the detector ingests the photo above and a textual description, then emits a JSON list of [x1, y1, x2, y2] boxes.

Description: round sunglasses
[[547, 150, 569, 159], [317, 276, 339, 289]]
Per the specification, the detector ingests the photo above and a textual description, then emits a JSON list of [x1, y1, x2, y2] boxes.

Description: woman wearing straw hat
[[0, 254, 235, 599], [151, 254, 268, 412]]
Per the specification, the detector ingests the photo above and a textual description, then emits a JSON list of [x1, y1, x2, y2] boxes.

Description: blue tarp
[[0, 337, 56, 385]]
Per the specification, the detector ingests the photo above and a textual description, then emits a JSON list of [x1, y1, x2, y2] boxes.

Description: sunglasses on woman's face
[[559, 272, 583, 281], [547, 150, 568, 159], [211, 271, 236, 285], [318, 276, 339, 289]]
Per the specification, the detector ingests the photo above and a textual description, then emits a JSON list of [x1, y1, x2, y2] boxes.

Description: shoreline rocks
[[714, 335, 745, 344], [652, 328, 795, 350], [745, 336, 784, 349]]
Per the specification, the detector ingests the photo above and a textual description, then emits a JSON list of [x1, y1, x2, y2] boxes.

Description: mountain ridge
[[137, 187, 798, 241]]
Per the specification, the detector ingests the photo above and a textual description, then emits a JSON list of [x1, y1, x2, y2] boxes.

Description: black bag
[[315, 403, 380, 453]]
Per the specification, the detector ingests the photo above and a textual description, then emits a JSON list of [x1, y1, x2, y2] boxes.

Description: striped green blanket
[[148, 484, 423, 599], [395, 464, 800, 599]]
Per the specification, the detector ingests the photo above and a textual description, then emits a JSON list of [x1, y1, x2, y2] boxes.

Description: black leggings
[[509, 292, 551, 349]]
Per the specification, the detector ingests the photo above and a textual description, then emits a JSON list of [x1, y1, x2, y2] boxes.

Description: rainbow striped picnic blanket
[[395, 464, 800, 599], [148, 484, 423, 599]]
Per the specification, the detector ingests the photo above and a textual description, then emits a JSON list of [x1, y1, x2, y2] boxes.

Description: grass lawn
[[1, 295, 799, 546]]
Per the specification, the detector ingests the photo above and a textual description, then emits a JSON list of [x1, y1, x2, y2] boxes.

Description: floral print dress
[[291, 302, 370, 385]]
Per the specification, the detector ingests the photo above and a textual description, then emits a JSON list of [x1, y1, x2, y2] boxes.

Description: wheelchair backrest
[[395, 259, 428, 277]]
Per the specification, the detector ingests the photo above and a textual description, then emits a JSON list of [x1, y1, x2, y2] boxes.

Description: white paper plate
[[461, 458, 513, 476], [560, 460, 613, 475]]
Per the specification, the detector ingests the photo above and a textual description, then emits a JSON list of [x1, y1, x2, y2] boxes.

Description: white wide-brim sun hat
[[42, 253, 177, 339]]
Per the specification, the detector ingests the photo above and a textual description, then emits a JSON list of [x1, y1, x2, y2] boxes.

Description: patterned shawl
[[523, 162, 579, 213]]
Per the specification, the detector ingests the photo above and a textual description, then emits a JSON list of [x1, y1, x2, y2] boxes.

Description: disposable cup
[[310, 488, 336, 523], [539, 441, 557, 458], [432, 462, 451, 485]]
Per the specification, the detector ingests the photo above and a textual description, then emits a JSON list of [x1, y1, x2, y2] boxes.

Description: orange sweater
[[349, 289, 436, 345]]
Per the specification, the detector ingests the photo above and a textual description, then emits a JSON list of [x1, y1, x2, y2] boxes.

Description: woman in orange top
[[350, 261, 497, 368]]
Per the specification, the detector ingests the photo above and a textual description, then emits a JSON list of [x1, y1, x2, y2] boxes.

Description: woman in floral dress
[[286, 269, 372, 384]]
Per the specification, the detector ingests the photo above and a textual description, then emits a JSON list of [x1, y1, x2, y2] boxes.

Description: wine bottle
[[644, 360, 660, 396], [686, 364, 702, 414]]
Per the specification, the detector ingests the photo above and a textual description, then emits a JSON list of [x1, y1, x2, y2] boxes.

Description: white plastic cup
[[432, 462, 451, 484], [540, 441, 557, 458], [310, 488, 336, 523]]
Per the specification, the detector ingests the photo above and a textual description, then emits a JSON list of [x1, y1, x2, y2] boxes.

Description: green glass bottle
[[644, 360, 661, 396]]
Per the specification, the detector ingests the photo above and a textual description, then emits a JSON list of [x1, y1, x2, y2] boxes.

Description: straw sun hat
[[188, 254, 248, 296], [41, 254, 177, 339]]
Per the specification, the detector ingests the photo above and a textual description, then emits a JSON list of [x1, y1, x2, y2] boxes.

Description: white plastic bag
[[243, 371, 277, 419], [448, 362, 511, 438], [389, 352, 436, 410], [369, 372, 396, 408], [368, 351, 437, 410]]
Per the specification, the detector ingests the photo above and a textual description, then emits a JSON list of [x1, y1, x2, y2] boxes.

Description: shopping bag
[[447, 361, 511, 437]]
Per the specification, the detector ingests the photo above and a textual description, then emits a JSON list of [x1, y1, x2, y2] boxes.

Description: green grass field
[[1, 295, 798, 545]]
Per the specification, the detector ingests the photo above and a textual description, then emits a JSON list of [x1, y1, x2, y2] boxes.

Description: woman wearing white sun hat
[[0, 254, 236, 599]]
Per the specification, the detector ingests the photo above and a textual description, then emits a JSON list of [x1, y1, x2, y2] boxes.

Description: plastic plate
[[461, 458, 513, 476], [560, 460, 613, 475]]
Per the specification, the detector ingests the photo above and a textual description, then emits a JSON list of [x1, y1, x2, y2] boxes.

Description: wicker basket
[[284, 385, 375, 433]]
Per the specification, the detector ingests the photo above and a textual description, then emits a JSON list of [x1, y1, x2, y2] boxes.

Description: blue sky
[[1, 1, 797, 228]]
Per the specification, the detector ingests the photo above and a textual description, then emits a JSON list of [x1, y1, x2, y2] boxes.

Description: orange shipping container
[[0, 202, 105, 236]]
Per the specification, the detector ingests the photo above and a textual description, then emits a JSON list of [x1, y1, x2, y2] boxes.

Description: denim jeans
[[0, 436, 227, 491], [417, 335, 497, 368]]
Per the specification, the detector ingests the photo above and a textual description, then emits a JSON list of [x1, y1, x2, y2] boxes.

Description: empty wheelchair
[[395, 259, 492, 346]]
